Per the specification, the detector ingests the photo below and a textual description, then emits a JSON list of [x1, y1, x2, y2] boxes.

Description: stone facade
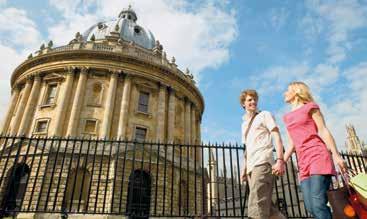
[[0, 6, 205, 219]]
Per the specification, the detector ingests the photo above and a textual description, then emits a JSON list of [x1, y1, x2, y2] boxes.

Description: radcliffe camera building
[[1, 6, 203, 143], [0, 6, 206, 218]]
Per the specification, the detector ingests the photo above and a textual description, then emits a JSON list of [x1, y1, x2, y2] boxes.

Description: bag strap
[[244, 111, 259, 142], [243, 111, 259, 168], [340, 168, 355, 195]]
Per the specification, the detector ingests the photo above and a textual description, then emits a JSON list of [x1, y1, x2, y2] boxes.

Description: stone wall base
[[15, 213, 128, 219]]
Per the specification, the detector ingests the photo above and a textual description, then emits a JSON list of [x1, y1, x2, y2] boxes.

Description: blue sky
[[0, 0, 366, 150]]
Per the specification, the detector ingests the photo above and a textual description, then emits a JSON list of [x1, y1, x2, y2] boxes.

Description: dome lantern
[[118, 5, 138, 22], [82, 5, 155, 49]]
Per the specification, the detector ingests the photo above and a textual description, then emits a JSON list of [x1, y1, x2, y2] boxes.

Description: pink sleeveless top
[[283, 102, 336, 181]]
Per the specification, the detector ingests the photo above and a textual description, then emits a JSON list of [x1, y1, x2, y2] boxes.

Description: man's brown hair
[[239, 89, 258, 107]]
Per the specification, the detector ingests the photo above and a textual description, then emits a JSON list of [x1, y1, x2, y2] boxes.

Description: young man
[[240, 89, 286, 219]]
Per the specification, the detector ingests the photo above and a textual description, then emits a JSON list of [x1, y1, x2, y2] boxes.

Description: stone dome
[[83, 6, 155, 49]]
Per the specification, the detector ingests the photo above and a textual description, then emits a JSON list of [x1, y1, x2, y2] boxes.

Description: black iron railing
[[0, 135, 365, 218]]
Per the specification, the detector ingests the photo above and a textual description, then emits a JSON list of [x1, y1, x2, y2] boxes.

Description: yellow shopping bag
[[349, 172, 367, 208]]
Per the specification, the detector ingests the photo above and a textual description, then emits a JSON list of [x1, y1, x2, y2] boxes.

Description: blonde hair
[[288, 81, 314, 104], [239, 89, 258, 106]]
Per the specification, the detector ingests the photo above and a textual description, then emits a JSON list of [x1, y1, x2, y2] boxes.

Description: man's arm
[[240, 123, 247, 182], [240, 150, 247, 182], [271, 127, 285, 176]]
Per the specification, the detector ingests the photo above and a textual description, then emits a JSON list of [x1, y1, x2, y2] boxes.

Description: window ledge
[[87, 103, 102, 108], [135, 110, 152, 118], [40, 103, 56, 109], [32, 132, 47, 135]]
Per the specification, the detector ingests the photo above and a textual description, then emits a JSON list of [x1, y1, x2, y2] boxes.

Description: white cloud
[[300, 14, 323, 41], [303, 0, 367, 64], [49, 0, 97, 17], [0, 44, 22, 112], [0, 7, 43, 116], [47, 0, 238, 79], [250, 63, 310, 95], [0, 8, 42, 49], [48, 13, 99, 46], [321, 62, 367, 150]]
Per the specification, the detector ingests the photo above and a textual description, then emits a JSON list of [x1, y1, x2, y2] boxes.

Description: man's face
[[242, 95, 257, 112]]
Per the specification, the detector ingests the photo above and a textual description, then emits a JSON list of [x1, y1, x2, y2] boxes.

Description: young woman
[[282, 81, 347, 219]]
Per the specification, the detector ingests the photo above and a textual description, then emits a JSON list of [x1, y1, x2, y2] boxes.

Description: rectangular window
[[44, 84, 57, 105], [84, 120, 97, 133], [134, 127, 147, 141], [137, 91, 149, 113], [35, 120, 48, 133]]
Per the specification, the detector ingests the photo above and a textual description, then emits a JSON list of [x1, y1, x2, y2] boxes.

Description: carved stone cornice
[[157, 81, 168, 89], [26, 75, 34, 82], [33, 74, 41, 81], [10, 50, 204, 112], [64, 66, 77, 74], [79, 66, 90, 74], [167, 86, 175, 94], [108, 69, 122, 77]]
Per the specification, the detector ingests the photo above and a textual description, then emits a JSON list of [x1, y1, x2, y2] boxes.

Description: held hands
[[272, 159, 285, 176]]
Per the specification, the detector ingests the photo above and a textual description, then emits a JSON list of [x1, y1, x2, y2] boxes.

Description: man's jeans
[[300, 175, 332, 219]]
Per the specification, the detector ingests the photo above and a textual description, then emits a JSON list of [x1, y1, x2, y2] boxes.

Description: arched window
[[126, 170, 151, 218], [64, 168, 91, 212], [1, 163, 30, 213]]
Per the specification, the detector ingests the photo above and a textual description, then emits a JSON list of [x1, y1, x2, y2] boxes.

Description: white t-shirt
[[241, 111, 277, 174]]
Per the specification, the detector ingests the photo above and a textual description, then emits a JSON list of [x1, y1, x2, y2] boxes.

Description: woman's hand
[[334, 154, 347, 173]]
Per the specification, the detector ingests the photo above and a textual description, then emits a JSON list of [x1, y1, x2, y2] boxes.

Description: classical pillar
[[9, 78, 33, 135], [0, 86, 20, 135], [52, 68, 75, 136], [18, 75, 42, 136], [100, 71, 118, 138], [197, 115, 202, 164], [184, 98, 191, 145], [155, 83, 166, 142], [117, 74, 132, 139], [191, 105, 196, 144], [66, 67, 88, 136], [190, 105, 197, 157], [167, 88, 176, 143]]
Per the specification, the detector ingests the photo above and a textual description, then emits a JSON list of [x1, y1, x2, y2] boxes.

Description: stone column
[[100, 71, 118, 138], [167, 88, 176, 143], [197, 115, 202, 165], [117, 74, 132, 139], [18, 75, 42, 136], [184, 98, 191, 145], [66, 67, 88, 136], [191, 105, 196, 144], [0, 86, 20, 134], [52, 68, 75, 136], [9, 78, 33, 135], [156, 83, 166, 142], [191, 105, 197, 157]]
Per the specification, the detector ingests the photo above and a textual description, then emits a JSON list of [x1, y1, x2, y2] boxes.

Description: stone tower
[[345, 124, 365, 153]]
